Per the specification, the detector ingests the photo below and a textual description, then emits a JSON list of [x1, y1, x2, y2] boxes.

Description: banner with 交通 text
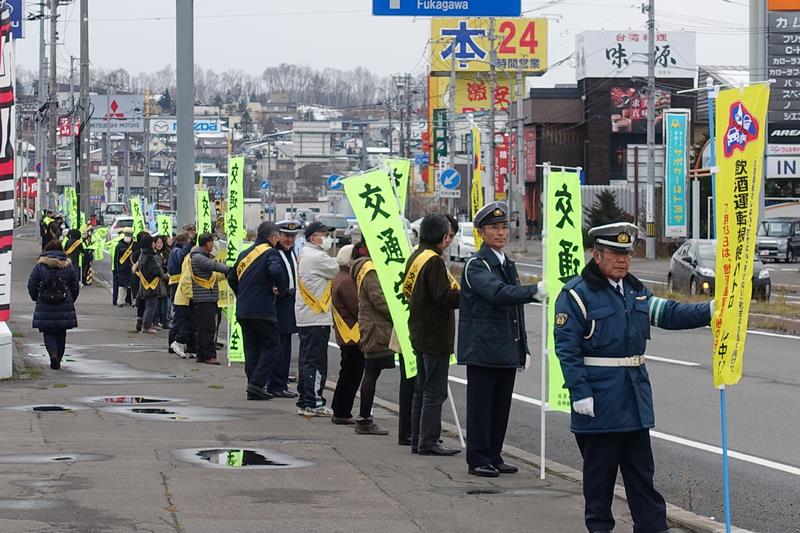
[[712, 84, 769, 387], [129, 196, 145, 236], [226, 155, 245, 364], [471, 127, 484, 249]]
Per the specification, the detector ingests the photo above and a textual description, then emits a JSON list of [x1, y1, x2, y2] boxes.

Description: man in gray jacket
[[190, 233, 230, 365], [295, 221, 338, 416]]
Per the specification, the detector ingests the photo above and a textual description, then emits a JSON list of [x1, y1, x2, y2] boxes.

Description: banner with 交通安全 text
[[225, 155, 245, 364]]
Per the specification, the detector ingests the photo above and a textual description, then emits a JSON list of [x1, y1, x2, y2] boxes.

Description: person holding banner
[[63, 229, 84, 278], [268, 220, 302, 399], [168, 227, 196, 356], [134, 234, 166, 335], [294, 221, 338, 417], [113, 229, 134, 307], [405, 214, 460, 457], [458, 201, 546, 478], [554, 222, 712, 533], [228, 222, 288, 400]]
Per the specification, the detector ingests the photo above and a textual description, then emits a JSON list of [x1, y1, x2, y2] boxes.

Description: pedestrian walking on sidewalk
[[458, 202, 546, 478], [351, 247, 393, 436], [27, 240, 80, 370], [134, 234, 167, 334], [268, 219, 302, 399], [330, 244, 366, 425], [406, 214, 461, 456], [112, 229, 134, 307], [189, 233, 230, 365], [554, 222, 712, 533], [294, 221, 338, 417], [228, 222, 287, 400]]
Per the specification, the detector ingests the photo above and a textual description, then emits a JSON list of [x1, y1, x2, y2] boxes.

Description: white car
[[451, 222, 475, 262], [103, 202, 127, 225], [108, 216, 134, 241]]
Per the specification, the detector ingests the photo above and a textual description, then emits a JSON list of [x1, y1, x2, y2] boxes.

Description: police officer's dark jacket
[[457, 244, 537, 368], [227, 237, 288, 322], [274, 247, 298, 335], [554, 259, 710, 434]]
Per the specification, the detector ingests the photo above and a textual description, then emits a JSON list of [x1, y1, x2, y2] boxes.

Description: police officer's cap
[[277, 220, 302, 235], [474, 201, 509, 228], [588, 222, 639, 252]]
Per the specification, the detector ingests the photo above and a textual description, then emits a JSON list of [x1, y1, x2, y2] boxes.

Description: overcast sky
[[14, 0, 752, 87]]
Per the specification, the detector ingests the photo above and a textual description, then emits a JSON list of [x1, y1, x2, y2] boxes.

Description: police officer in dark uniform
[[554, 222, 712, 533], [458, 201, 545, 477], [268, 219, 302, 398]]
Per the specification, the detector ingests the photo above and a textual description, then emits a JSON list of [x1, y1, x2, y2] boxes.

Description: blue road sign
[[260, 180, 269, 190], [414, 153, 430, 167], [440, 168, 461, 190], [327, 175, 344, 190], [373, 0, 520, 17], [8, 0, 24, 39]]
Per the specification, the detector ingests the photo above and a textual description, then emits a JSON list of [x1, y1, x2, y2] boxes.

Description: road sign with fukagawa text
[[373, 0, 520, 17]]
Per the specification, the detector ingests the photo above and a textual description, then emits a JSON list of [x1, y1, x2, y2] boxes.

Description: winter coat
[[332, 265, 359, 347], [189, 246, 230, 304], [228, 238, 288, 322], [457, 245, 537, 368], [554, 259, 711, 434], [352, 257, 393, 358], [27, 251, 80, 331], [113, 240, 134, 286], [294, 242, 338, 327], [64, 237, 83, 271], [135, 247, 165, 298], [275, 247, 298, 334], [167, 242, 192, 284], [406, 244, 460, 357]]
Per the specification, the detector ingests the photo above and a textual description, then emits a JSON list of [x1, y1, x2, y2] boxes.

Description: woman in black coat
[[134, 234, 166, 334], [27, 241, 80, 369]]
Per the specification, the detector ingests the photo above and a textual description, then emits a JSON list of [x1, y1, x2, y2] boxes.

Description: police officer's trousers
[[575, 429, 667, 533], [465, 365, 516, 468], [240, 318, 281, 389]]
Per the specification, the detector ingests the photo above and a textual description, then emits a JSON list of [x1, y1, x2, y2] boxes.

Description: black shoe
[[49, 355, 60, 370], [493, 462, 519, 474], [331, 416, 355, 425], [418, 444, 461, 456], [269, 389, 298, 399], [246, 384, 273, 401], [468, 464, 499, 478], [397, 438, 412, 446], [590, 530, 612, 533], [411, 448, 418, 454]]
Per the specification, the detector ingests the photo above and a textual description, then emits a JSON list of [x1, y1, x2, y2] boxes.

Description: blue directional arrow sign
[[327, 175, 344, 191], [373, 0, 520, 17], [260, 180, 270, 190], [440, 168, 461, 190]]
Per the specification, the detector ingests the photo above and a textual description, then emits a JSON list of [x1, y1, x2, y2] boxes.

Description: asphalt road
[[91, 250, 799, 532]]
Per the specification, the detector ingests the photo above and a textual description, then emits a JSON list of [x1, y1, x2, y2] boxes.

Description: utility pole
[[144, 87, 151, 205], [405, 73, 412, 159], [516, 71, 527, 253], [47, 0, 58, 211], [487, 17, 496, 201], [395, 75, 406, 161], [36, 0, 46, 219], [78, 0, 90, 217], [69, 56, 76, 187], [645, 0, 656, 259], [176, 0, 195, 228]]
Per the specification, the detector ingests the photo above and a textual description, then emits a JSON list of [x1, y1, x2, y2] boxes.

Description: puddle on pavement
[[78, 395, 185, 406], [4, 404, 85, 413], [0, 499, 60, 510], [33, 406, 71, 412], [0, 453, 107, 464], [131, 408, 175, 415], [173, 448, 313, 470], [437, 486, 576, 497]]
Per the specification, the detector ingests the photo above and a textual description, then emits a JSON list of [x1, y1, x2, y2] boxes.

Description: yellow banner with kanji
[[343, 169, 417, 378], [196, 190, 212, 237], [129, 196, 145, 236], [545, 170, 584, 412], [226, 155, 245, 364], [712, 84, 769, 387], [470, 127, 484, 249], [385, 159, 411, 216]]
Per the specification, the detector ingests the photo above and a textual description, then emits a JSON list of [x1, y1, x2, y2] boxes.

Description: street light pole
[[645, 0, 656, 259], [176, 0, 195, 228]]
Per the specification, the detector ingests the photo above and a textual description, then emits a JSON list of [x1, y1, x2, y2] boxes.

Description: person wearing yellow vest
[[189, 233, 230, 365], [228, 222, 288, 401], [133, 233, 166, 334], [168, 227, 196, 357], [294, 221, 338, 417], [63, 229, 84, 279], [330, 244, 368, 425], [112, 228, 134, 307], [405, 214, 461, 456]]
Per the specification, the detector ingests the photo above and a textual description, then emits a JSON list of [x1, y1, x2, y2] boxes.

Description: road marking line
[[326, 341, 799, 476], [644, 355, 700, 367]]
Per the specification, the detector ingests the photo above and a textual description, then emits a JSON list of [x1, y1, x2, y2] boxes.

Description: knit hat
[[336, 244, 354, 267]]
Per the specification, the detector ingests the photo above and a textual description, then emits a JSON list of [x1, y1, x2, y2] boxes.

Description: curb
[[325, 380, 752, 533]]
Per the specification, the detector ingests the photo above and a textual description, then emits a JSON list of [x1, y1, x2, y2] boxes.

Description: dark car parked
[[756, 217, 800, 263], [667, 239, 771, 301]]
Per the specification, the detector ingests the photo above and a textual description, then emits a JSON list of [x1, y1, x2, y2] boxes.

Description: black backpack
[[38, 271, 68, 305]]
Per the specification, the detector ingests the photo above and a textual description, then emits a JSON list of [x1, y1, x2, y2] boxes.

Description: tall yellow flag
[[712, 84, 769, 387], [470, 127, 484, 249], [225, 155, 245, 364]]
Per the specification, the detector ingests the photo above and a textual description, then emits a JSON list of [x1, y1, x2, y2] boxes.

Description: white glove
[[709, 299, 715, 316], [518, 354, 531, 373], [572, 397, 595, 417], [533, 280, 547, 302]]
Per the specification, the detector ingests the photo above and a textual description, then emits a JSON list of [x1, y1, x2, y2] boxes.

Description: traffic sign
[[327, 174, 344, 190], [328, 190, 345, 199], [437, 190, 461, 198], [260, 180, 270, 190], [373, 0, 520, 17], [439, 168, 461, 190]]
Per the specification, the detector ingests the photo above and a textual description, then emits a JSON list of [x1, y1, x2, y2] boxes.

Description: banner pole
[[720, 385, 732, 533], [539, 162, 550, 480], [446, 383, 465, 448], [706, 77, 718, 239]]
